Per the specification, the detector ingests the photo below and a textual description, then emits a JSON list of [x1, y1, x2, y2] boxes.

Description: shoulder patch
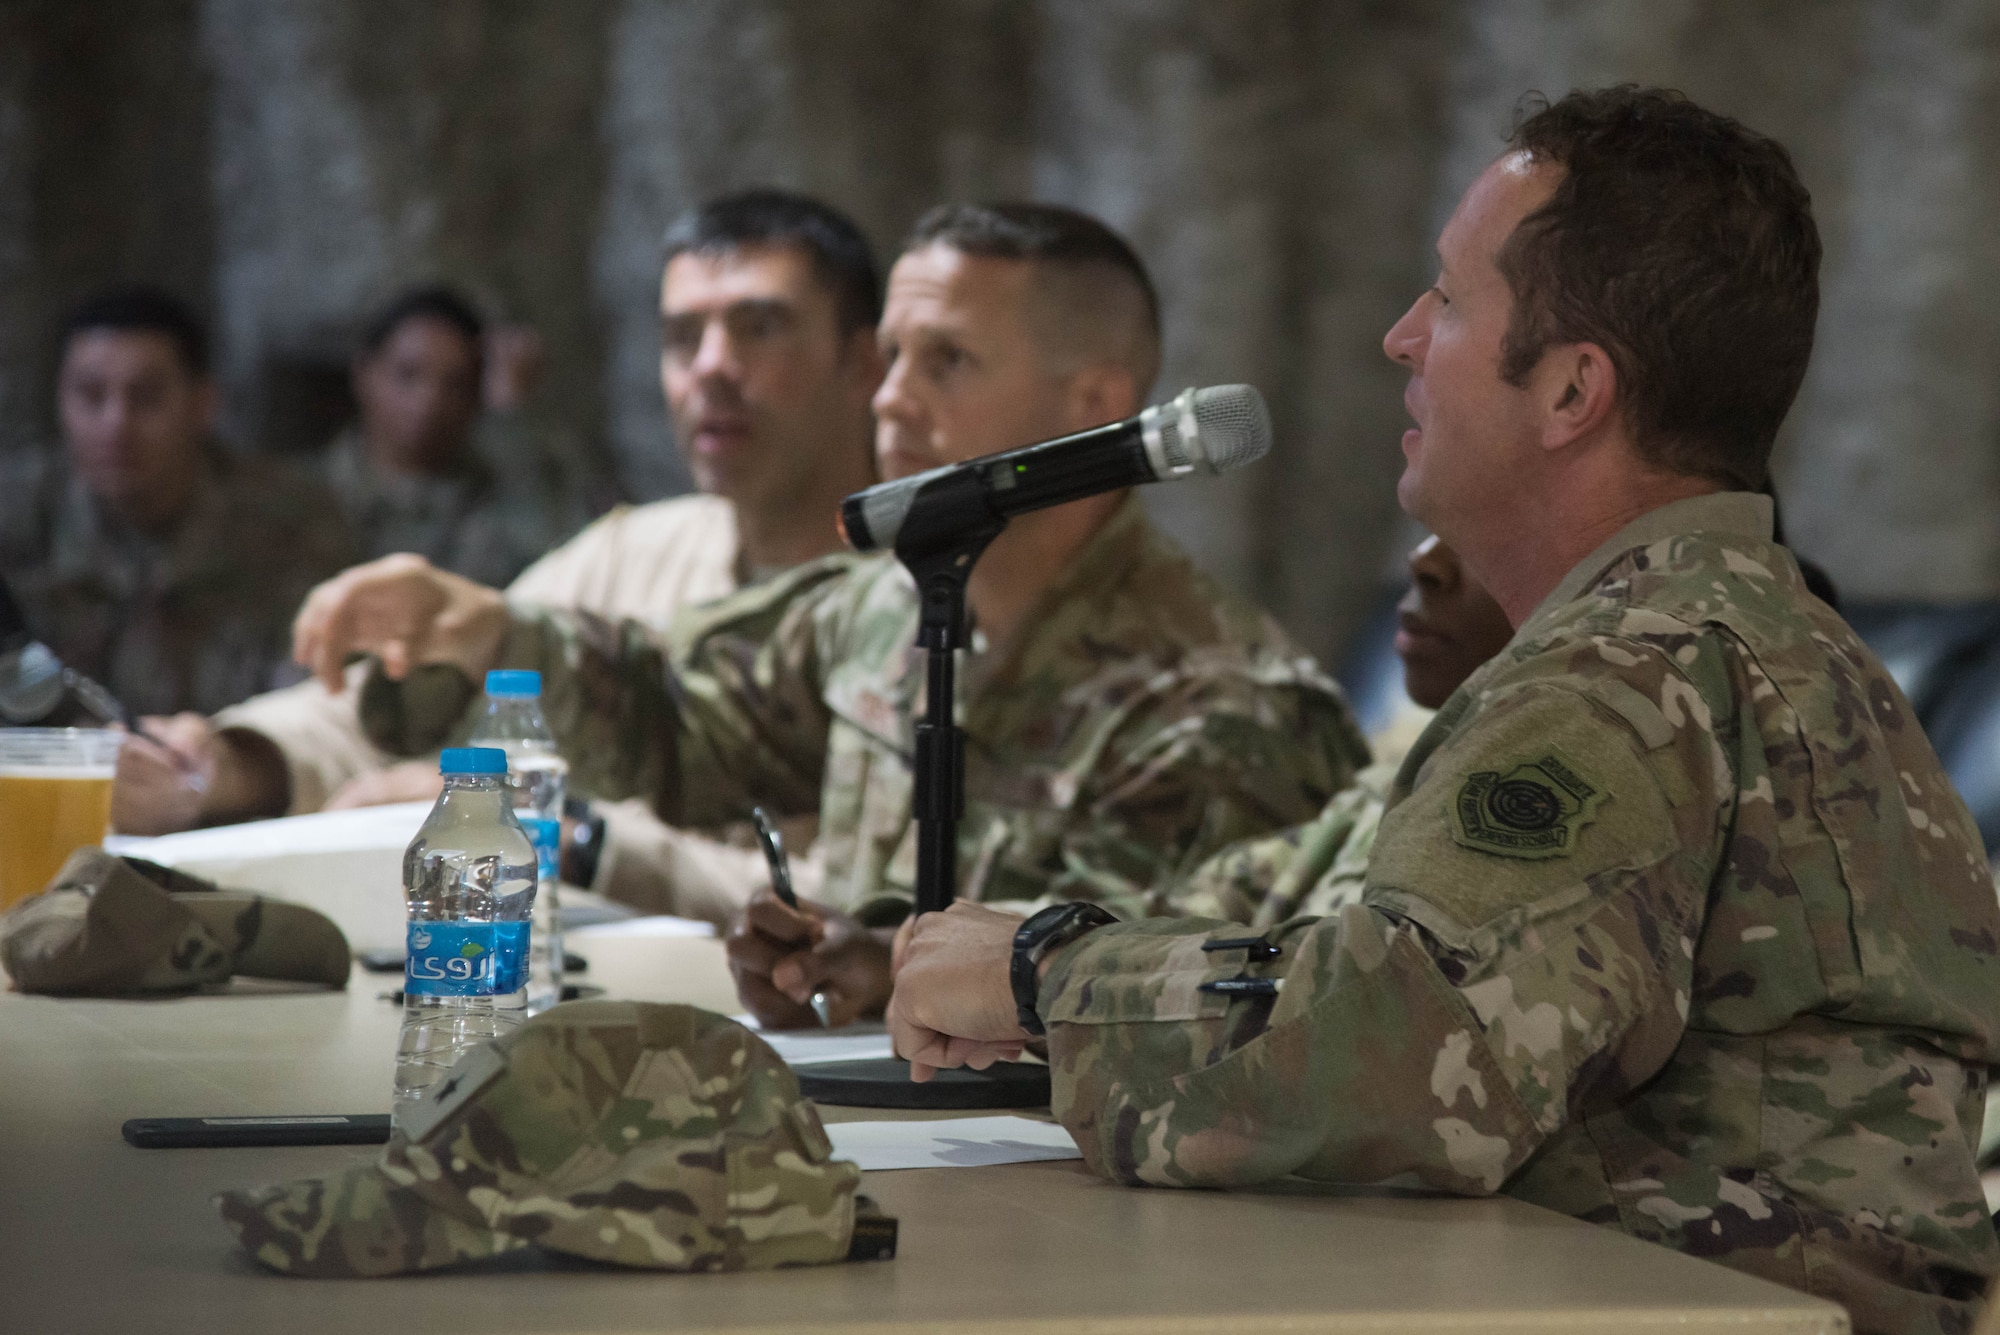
[[1451, 749, 1605, 860]]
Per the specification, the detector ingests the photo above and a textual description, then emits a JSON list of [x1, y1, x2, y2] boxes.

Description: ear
[[1535, 340, 1619, 454], [1064, 363, 1140, 431]]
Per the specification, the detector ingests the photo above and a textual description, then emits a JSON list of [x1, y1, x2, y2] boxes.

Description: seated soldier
[[112, 191, 882, 924], [322, 286, 542, 587], [1175, 534, 1513, 927], [290, 203, 1370, 1029], [885, 89, 2000, 1335], [0, 286, 356, 717]]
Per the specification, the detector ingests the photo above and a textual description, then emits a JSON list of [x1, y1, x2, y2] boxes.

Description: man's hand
[[326, 759, 445, 810], [725, 891, 892, 1029], [111, 713, 216, 834], [291, 553, 509, 692], [112, 717, 292, 834], [886, 903, 1028, 1081]]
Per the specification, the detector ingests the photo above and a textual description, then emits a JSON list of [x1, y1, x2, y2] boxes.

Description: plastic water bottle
[[468, 669, 568, 1012], [392, 746, 537, 1125]]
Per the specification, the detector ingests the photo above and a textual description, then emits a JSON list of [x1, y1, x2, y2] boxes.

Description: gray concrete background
[[3, 0, 1997, 666]]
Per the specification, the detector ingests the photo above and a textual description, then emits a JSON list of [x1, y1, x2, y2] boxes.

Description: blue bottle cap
[[439, 746, 509, 776], [484, 669, 542, 698]]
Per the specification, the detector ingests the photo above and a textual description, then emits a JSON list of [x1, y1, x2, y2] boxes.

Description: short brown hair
[[1499, 87, 1821, 489], [905, 202, 1162, 394]]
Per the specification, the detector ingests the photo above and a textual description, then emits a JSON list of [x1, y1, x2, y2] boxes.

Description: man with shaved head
[[293, 202, 1368, 1028]]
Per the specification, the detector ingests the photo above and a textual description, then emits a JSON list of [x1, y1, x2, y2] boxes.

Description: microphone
[[0, 579, 66, 723], [839, 384, 1271, 555], [0, 575, 138, 728]]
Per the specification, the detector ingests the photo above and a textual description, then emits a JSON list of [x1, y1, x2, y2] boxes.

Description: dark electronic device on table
[[123, 1114, 393, 1149], [799, 385, 1274, 1110]]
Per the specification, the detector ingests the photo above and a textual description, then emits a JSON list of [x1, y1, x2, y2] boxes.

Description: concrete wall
[[4, 0, 1998, 665]]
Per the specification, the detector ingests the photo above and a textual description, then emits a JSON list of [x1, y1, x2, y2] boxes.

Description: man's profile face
[[353, 315, 482, 475], [873, 244, 1101, 481], [59, 329, 214, 521], [1394, 534, 1516, 709], [1383, 153, 1558, 540], [659, 244, 871, 507]]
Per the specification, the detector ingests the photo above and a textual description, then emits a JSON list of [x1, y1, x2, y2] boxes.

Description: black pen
[[750, 806, 831, 1028]]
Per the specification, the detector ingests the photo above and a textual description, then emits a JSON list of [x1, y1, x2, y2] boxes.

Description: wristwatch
[[1011, 901, 1118, 1036]]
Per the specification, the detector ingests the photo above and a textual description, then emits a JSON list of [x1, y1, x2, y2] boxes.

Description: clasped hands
[[726, 892, 1033, 1081]]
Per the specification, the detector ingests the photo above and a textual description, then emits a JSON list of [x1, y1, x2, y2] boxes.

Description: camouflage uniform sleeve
[[1041, 647, 1730, 1192], [361, 558, 853, 829], [1170, 764, 1393, 927], [1042, 664, 1370, 920]]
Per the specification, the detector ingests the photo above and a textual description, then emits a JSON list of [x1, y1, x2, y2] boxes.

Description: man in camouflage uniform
[[298, 204, 1367, 1028], [321, 286, 547, 589], [887, 90, 2000, 1335], [0, 286, 356, 718], [110, 191, 882, 928]]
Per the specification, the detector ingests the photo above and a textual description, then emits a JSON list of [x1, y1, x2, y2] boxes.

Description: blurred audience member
[[324, 286, 540, 587], [474, 321, 624, 560], [0, 285, 356, 717]]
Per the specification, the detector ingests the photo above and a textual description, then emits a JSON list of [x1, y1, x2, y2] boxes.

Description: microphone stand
[[791, 472, 1051, 1109], [895, 470, 1007, 916]]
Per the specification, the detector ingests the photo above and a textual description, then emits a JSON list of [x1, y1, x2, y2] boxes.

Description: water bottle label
[[406, 921, 530, 996], [521, 815, 560, 882]]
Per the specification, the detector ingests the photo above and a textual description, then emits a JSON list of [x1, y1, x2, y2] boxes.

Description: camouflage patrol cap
[[0, 848, 350, 995], [215, 1001, 897, 1277]]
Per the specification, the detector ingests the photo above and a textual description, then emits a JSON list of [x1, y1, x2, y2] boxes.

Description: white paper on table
[[106, 801, 434, 863], [827, 1115, 1081, 1170], [567, 915, 716, 940], [105, 803, 433, 952], [756, 1025, 897, 1067]]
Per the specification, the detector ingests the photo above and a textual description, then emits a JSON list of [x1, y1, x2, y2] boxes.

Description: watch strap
[[1011, 902, 1117, 1036]]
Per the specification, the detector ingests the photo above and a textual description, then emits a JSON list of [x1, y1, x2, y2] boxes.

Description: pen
[[750, 806, 832, 1028]]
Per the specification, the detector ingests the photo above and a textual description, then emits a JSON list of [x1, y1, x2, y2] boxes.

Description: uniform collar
[[1522, 490, 1774, 629], [969, 493, 1150, 685]]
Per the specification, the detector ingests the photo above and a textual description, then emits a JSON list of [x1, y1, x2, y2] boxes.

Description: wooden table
[[0, 934, 1848, 1334]]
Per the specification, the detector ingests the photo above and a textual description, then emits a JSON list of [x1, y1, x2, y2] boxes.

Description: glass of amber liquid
[[0, 729, 123, 909]]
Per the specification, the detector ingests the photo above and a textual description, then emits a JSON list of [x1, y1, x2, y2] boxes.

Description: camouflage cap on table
[[215, 1001, 896, 1276], [0, 848, 349, 995]]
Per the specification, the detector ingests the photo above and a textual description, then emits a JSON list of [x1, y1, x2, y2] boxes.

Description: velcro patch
[[1451, 750, 1604, 860]]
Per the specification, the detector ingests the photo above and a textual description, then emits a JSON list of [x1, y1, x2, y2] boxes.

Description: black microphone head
[[1138, 385, 1272, 479]]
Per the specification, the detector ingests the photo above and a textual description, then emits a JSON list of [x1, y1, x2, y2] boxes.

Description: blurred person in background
[[112, 191, 883, 927], [321, 285, 542, 588], [474, 320, 625, 564], [0, 285, 356, 717]]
